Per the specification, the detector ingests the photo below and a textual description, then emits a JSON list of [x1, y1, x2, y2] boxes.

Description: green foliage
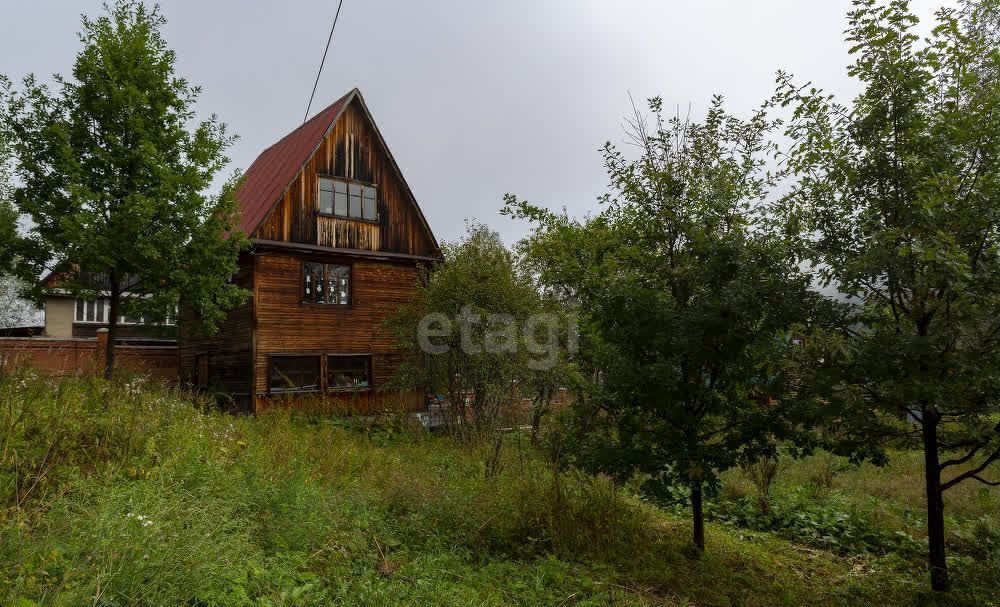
[[706, 492, 927, 558], [4, 372, 985, 606], [0, 105, 17, 278], [386, 223, 577, 440], [775, 0, 1000, 591], [0, 1, 247, 363], [507, 95, 822, 551]]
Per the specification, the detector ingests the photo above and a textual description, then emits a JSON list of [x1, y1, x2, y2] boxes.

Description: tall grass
[[0, 371, 663, 605], [1, 370, 996, 606]]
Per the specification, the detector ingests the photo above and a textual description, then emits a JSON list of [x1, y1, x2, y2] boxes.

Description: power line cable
[[304, 0, 345, 124]]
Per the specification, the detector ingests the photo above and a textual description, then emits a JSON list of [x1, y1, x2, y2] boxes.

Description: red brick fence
[[0, 329, 178, 382]]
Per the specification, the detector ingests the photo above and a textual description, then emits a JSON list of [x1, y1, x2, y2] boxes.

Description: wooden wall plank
[[178, 253, 255, 398], [251, 252, 421, 399], [254, 99, 436, 257]]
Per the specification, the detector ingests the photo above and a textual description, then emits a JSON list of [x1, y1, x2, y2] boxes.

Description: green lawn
[[0, 371, 997, 606]]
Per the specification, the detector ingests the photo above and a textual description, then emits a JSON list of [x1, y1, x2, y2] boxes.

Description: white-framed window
[[75, 298, 108, 323], [73, 298, 176, 326], [319, 177, 377, 221]]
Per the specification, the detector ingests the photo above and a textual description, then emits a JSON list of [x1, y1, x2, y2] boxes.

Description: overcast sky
[[1, 0, 957, 245]]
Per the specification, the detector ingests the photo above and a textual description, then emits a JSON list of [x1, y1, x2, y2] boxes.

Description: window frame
[[267, 353, 323, 394], [325, 354, 373, 392], [73, 297, 177, 326], [301, 261, 352, 306], [75, 298, 108, 324], [316, 175, 379, 223], [265, 353, 374, 394]]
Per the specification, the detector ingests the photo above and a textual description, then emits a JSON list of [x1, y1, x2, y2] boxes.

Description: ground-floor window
[[267, 353, 372, 393], [327, 355, 370, 389], [269, 355, 321, 392]]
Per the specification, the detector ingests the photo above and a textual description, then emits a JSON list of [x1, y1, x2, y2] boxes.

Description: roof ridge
[[235, 89, 356, 236], [256, 89, 356, 157]]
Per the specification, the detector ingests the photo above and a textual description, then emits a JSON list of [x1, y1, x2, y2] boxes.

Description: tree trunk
[[921, 409, 949, 592], [530, 388, 550, 446], [104, 286, 120, 380], [530, 403, 542, 446], [691, 478, 705, 553]]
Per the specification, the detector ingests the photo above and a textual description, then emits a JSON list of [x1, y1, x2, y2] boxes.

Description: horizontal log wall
[[177, 254, 254, 395], [252, 251, 423, 412], [72, 323, 178, 340], [113, 345, 179, 382], [255, 388, 425, 416]]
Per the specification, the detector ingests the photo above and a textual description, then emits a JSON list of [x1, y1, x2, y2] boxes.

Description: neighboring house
[[37, 271, 178, 340], [179, 89, 441, 413]]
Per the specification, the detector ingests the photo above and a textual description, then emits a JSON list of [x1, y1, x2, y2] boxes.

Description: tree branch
[[942, 445, 1000, 491], [940, 441, 985, 469], [969, 474, 1000, 487]]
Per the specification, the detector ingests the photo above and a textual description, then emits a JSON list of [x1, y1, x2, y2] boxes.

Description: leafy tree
[[0, 103, 36, 329], [386, 224, 576, 454], [0, 276, 38, 330], [0, 1, 247, 377], [775, 0, 1000, 592], [506, 96, 818, 552], [0, 106, 17, 279]]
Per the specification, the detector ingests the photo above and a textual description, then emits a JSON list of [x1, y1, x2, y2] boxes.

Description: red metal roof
[[235, 90, 355, 236]]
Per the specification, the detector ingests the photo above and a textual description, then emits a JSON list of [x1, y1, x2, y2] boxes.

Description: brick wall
[[0, 333, 178, 382]]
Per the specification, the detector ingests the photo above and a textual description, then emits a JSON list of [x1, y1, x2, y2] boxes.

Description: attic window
[[319, 177, 377, 221]]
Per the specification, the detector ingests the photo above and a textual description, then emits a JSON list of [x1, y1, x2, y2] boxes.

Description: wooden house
[[179, 89, 440, 412]]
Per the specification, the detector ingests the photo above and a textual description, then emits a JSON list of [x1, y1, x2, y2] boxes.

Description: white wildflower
[[125, 512, 154, 527]]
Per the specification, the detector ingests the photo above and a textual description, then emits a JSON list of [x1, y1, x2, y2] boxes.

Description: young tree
[[1, 1, 247, 378], [386, 223, 575, 453], [776, 0, 1000, 592], [506, 97, 817, 553]]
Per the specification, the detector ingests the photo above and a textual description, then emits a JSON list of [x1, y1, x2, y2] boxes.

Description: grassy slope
[[0, 373, 995, 606], [721, 450, 999, 531]]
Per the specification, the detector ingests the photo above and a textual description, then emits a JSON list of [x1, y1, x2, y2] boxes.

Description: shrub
[[705, 491, 926, 558], [740, 454, 784, 514]]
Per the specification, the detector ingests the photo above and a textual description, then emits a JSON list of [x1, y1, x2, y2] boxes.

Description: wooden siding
[[181, 94, 437, 414], [251, 251, 424, 413], [255, 388, 424, 416], [253, 98, 436, 258], [177, 253, 255, 399], [317, 216, 380, 251]]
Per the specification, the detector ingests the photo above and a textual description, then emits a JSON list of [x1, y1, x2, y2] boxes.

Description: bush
[[705, 493, 926, 557]]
